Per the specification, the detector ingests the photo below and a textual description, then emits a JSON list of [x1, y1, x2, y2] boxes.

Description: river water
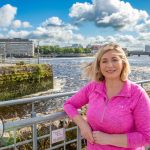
[[6, 55, 149, 113], [9, 55, 150, 93], [34, 55, 150, 92]]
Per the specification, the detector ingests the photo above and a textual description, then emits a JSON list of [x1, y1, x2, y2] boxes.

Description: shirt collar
[[117, 80, 131, 98], [95, 80, 106, 97], [94, 79, 132, 98]]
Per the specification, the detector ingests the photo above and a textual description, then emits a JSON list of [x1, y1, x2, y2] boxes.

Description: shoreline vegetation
[[0, 63, 53, 101], [35, 45, 91, 56], [41, 53, 93, 58]]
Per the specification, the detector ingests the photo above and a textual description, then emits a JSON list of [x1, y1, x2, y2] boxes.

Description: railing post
[[77, 126, 82, 150], [31, 102, 38, 150]]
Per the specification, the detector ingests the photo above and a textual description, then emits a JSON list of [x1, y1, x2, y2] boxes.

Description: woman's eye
[[102, 61, 107, 63], [112, 59, 118, 62]]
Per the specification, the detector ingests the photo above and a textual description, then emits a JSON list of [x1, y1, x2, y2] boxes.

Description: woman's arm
[[64, 82, 94, 119], [93, 89, 150, 148], [126, 89, 150, 148], [73, 114, 94, 144], [64, 82, 95, 143], [93, 131, 127, 147]]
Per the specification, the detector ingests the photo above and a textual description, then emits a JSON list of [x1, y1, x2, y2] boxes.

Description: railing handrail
[[0, 79, 150, 107], [135, 80, 150, 84], [4, 111, 67, 131], [0, 91, 77, 107]]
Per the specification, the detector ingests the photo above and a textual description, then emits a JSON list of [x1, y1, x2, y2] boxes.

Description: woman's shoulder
[[86, 80, 104, 87], [129, 80, 145, 92], [128, 80, 148, 97], [83, 80, 104, 92]]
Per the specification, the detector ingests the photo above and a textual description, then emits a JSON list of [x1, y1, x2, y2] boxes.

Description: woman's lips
[[106, 70, 116, 73]]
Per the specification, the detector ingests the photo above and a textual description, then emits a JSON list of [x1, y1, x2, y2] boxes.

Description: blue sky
[[0, 0, 150, 50]]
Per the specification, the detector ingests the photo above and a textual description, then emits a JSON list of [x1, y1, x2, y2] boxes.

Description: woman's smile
[[100, 50, 123, 80]]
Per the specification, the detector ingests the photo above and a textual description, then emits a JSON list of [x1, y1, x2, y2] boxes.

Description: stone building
[[0, 38, 34, 57], [145, 45, 150, 52]]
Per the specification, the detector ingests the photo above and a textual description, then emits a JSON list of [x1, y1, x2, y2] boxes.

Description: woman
[[64, 43, 150, 150]]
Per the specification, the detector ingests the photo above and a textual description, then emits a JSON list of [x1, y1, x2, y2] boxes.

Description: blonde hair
[[83, 43, 131, 82]]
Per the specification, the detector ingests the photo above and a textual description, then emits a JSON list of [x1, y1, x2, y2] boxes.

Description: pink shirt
[[64, 80, 150, 150]]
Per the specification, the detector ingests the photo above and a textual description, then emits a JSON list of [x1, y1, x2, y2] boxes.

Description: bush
[[16, 61, 25, 65]]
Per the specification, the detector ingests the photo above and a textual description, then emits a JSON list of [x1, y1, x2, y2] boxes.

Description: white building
[[87, 44, 102, 54], [71, 44, 83, 48], [0, 38, 34, 57], [145, 45, 150, 52]]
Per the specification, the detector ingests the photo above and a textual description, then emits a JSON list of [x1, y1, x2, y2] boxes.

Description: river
[[36, 55, 150, 92], [7, 55, 150, 92]]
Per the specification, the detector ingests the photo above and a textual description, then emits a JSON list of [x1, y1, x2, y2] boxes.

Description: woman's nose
[[107, 61, 113, 67]]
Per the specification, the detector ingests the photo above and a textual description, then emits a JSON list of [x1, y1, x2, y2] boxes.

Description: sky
[[0, 0, 150, 50]]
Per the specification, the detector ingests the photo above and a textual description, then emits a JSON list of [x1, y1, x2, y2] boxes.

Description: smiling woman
[[64, 43, 150, 150]]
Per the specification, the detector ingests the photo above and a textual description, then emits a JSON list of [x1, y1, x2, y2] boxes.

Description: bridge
[[127, 51, 150, 56]]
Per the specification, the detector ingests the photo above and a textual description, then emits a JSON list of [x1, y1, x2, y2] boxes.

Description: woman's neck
[[105, 78, 123, 89], [105, 78, 125, 99]]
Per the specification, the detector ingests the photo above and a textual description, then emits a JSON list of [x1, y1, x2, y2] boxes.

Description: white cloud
[[135, 20, 150, 33], [110, 34, 148, 51], [0, 3, 146, 50], [84, 34, 147, 51], [8, 30, 30, 38], [115, 34, 135, 43], [138, 32, 150, 41], [0, 4, 32, 30], [12, 20, 21, 28], [0, 4, 17, 27], [69, 0, 149, 30], [25, 17, 81, 44], [12, 20, 32, 29], [42, 17, 63, 27], [22, 21, 32, 28], [69, 2, 94, 22]]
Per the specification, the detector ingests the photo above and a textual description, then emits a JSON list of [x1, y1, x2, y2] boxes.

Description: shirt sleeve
[[63, 82, 93, 119], [127, 89, 150, 148]]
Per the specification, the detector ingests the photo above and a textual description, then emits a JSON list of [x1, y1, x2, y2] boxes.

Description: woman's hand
[[72, 115, 94, 144], [93, 131, 109, 145], [79, 121, 94, 144]]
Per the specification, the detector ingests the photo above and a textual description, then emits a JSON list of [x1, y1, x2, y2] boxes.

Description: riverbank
[[1, 56, 150, 95], [0, 64, 53, 100]]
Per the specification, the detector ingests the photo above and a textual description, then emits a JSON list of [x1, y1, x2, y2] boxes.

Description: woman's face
[[100, 50, 123, 80]]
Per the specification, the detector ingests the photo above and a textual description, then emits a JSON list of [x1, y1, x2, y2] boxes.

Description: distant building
[[71, 44, 83, 48], [0, 38, 34, 57], [87, 44, 102, 54], [145, 45, 150, 52]]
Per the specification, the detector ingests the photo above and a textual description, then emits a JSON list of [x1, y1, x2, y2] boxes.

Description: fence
[[0, 80, 150, 150]]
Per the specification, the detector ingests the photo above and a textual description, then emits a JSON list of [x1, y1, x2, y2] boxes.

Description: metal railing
[[0, 80, 150, 150]]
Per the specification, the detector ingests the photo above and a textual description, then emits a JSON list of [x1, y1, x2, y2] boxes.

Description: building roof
[[0, 38, 31, 42]]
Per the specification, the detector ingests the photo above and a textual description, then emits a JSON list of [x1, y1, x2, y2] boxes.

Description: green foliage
[[0, 64, 53, 101], [16, 61, 25, 65], [35, 45, 91, 55]]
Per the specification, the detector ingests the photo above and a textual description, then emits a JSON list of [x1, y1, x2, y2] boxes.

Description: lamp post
[[3, 43, 6, 63]]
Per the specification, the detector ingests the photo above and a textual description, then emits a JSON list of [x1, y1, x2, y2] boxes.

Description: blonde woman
[[64, 43, 150, 150]]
